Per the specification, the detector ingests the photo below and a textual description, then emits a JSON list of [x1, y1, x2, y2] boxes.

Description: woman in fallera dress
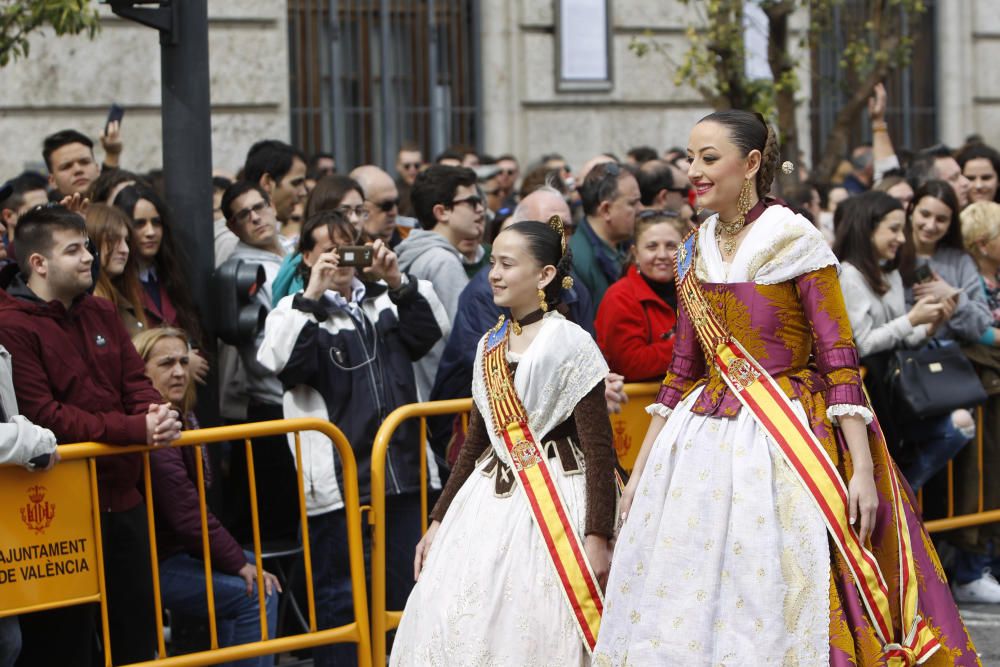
[[390, 217, 617, 665], [594, 110, 979, 666]]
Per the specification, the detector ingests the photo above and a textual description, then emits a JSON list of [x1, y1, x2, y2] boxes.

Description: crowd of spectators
[[5, 78, 1000, 664]]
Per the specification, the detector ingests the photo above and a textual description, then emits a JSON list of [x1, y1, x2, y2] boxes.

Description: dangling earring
[[716, 178, 755, 255], [537, 288, 549, 312]]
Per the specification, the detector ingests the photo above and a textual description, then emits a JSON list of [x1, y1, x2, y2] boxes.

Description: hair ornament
[[548, 214, 567, 254], [561, 275, 574, 290], [781, 161, 794, 175]]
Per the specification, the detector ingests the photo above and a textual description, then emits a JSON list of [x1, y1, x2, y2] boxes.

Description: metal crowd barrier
[[367, 383, 661, 665], [922, 406, 1000, 533], [0, 418, 372, 667]]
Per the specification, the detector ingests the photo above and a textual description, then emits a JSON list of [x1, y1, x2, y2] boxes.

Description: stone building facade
[[0, 1, 997, 180]]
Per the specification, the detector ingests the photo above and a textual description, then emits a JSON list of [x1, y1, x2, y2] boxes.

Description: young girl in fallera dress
[[390, 218, 617, 665], [594, 110, 979, 666]]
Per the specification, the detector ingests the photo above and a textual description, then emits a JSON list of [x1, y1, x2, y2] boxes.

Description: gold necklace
[[715, 215, 745, 256]]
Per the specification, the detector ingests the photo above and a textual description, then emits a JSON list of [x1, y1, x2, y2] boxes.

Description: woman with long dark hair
[[833, 191, 971, 490], [114, 183, 207, 382], [899, 180, 992, 345]]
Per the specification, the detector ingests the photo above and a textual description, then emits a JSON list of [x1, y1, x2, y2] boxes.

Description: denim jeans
[[309, 492, 422, 667], [900, 411, 973, 491], [160, 551, 278, 667], [0, 617, 19, 667]]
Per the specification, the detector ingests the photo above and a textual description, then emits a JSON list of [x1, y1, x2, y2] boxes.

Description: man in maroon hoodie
[[0, 205, 181, 666]]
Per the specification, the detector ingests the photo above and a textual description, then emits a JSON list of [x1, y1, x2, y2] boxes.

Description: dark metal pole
[[160, 0, 213, 316], [160, 0, 217, 426], [109, 0, 216, 424]]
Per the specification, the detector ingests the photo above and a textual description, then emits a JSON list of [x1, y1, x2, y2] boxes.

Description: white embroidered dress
[[390, 312, 609, 666], [594, 209, 871, 666]]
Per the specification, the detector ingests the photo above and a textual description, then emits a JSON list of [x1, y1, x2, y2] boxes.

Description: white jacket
[[0, 345, 57, 468]]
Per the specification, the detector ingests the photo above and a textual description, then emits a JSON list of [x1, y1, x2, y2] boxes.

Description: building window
[[809, 0, 937, 163], [288, 0, 482, 169]]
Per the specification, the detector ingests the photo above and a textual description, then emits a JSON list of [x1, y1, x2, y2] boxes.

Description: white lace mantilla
[[472, 312, 609, 464], [697, 206, 839, 285]]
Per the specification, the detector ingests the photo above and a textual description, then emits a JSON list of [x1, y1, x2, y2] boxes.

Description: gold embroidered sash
[[480, 316, 604, 653]]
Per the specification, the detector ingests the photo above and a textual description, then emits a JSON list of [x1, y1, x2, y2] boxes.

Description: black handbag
[[887, 343, 987, 419]]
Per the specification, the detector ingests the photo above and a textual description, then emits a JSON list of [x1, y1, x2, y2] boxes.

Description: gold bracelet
[[871, 121, 888, 133]]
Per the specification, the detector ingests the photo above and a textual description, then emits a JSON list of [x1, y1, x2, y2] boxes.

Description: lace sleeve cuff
[[645, 403, 672, 419], [827, 403, 874, 425]]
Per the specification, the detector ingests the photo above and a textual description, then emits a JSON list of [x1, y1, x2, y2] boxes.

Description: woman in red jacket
[[134, 327, 281, 666], [595, 210, 686, 381]]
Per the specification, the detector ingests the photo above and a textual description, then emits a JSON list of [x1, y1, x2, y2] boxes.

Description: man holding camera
[[258, 212, 446, 666]]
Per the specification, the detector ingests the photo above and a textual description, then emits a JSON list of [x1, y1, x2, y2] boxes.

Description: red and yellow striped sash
[[480, 317, 604, 653], [675, 230, 938, 666]]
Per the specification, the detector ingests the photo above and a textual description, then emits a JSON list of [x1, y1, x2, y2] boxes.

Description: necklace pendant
[[723, 237, 736, 256], [511, 319, 523, 336]]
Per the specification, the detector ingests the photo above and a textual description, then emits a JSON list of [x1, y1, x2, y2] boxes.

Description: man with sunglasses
[[495, 154, 520, 209], [637, 159, 690, 211], [351, 165, 403, 245], [395, 143, 424, 217], [396, 164, 482, 400], [569, 161, 642, 310]]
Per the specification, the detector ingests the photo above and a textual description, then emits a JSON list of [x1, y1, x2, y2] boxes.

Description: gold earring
[[737, 178, 754, 217], [538, 288, 548, 312]]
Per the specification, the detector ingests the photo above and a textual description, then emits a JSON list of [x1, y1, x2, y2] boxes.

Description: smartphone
[[914, 263, 934, 284], [337, 245, 373, 268], [105, 103, 125, 133]]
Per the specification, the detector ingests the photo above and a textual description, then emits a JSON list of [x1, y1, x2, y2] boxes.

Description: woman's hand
[[912, 275, 959, 302], [907, 295, 943, 327], [413, 520, 441, 581], [189, 349, 209, 385], [303, 250, 340, 300], [237, 563, 283, 598], [848, 469, 879, 544], [617, 478, 638, 530], [584, 534, 612, 591]]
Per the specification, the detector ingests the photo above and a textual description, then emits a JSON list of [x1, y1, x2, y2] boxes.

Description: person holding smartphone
[[257, 209, 448, 667]]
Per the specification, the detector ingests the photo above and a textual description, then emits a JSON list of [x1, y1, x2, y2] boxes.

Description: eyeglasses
[[372, 198, 399, 212], [451, 195, 485, 210], [401, 162, 421, 171], [336, 205, 370, 220], [231, 199, 270, 224]]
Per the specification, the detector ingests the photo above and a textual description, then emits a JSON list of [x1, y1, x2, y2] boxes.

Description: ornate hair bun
[[781, 161, 794, 175], [548, 215, 567, 254]]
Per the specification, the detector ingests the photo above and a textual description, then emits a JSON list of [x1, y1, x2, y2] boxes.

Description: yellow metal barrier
[[923, 405, 999, 534], [0, 418, 372, 667], [368, 383, 661, 665]]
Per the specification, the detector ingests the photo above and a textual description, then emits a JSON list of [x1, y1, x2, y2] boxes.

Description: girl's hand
[[848, 469, 879, 544], [617, 479, 638, 530], [413, 520, 441, 581], [912, 276, 958, 302], [584, 534, 612, 590]]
